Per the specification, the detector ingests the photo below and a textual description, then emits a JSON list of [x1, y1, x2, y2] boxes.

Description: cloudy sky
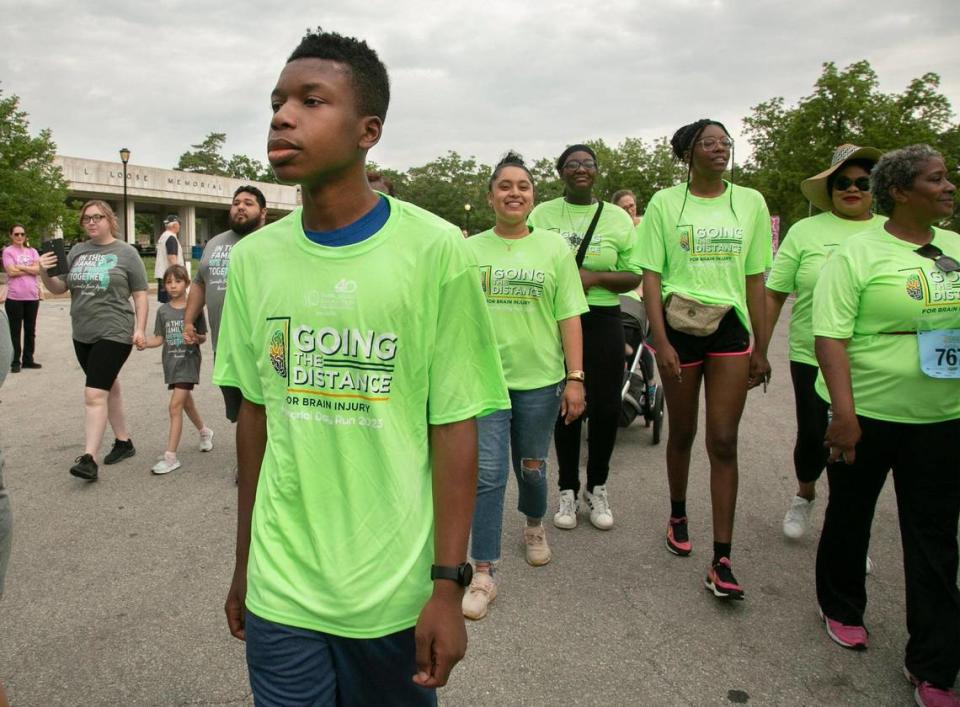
[[2, 1, 959, 175]]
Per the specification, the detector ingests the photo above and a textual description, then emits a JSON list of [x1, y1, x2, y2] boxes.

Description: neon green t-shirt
[[813, 223, 960, 423], [213, 198, 510, 638], [466, 227, 588, 390], [635, 181, 773, 331], [767, 212, 886, 365], [528, 198, 641, 306]]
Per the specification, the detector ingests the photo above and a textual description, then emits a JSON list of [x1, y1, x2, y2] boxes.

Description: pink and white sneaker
[[904, 666, 960, 707], [818, 607, 868, 650]]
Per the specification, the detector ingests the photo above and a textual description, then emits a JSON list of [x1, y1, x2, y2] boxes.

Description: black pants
[[555, 305, 624, 494], [816, 416, 960, 689], [789, 361, 829, 484], [4, 299, 39, 366]]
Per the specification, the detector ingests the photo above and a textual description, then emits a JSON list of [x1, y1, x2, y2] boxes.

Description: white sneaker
[[583, 485, 614, 530], [523, 524, 552, 566], [151, 452, 181, 475], [783, 496, 815, 539], [199, 427, 214, 452], [553, 490, 579, 529], [866, 556, 874, 575], [461, 571, 497, 620]]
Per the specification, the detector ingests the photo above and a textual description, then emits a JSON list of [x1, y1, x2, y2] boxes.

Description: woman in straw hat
[[763, 145, 884, 540]]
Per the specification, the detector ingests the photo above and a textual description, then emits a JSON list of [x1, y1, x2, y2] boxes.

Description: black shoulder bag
[[575, 201, 604, 267]]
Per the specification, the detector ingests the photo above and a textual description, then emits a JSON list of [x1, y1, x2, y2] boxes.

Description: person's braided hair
[[669, 119, 738, 224]]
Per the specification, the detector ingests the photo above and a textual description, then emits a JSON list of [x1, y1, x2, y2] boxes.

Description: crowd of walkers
[[1, 26, 958, 707]]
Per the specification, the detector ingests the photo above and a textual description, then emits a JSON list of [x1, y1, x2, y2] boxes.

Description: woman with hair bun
[[813, 144, 959, 706], [460, 152, 587, 620], [637, 119, 772, 601], [528, 144, 642, 532]]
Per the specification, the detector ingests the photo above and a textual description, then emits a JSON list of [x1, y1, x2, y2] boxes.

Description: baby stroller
[[618, 294, 665, 444]]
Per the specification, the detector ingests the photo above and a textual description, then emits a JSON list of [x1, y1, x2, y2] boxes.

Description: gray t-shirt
[[66, 239, 149, 344], [193, 230, 241, 350], [154, 303, 207, 385]]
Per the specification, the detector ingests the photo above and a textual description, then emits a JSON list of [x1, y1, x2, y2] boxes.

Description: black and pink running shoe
[[666, 516, 692, 556], [704, 557, 745, 600]]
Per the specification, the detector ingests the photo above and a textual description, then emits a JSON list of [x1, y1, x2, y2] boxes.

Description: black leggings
[[4, 299, 39, 366], [789, 361, 829, 484], [555, 305, 624, 494]]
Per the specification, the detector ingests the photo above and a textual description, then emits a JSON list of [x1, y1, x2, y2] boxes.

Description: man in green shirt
[[213, 28, 508, 705]]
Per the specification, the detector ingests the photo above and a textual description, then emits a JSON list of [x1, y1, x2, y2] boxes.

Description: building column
[[124, 199, 136, 244], [178, 205, 196, 250]]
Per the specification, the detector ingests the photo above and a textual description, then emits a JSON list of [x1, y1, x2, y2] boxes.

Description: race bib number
[[918, 329, 960, 379]]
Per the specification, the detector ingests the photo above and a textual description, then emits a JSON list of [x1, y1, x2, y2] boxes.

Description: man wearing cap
[[156, 215, 185, 303]]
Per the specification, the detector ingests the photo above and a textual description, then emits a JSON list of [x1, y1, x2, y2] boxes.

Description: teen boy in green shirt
[[213, 28, 508, 705]]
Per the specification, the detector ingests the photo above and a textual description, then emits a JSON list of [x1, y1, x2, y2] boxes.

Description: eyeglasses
[[696, 137, 733, 151], [834, 176, 871, 192], [915, 243, 960, 273], [11, 232, 25, 237], [81, 214, 106, 225], [562, 159, 597, 172]]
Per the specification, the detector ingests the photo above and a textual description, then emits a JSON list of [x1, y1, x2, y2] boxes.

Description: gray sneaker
[[783, 496, 815, 539]]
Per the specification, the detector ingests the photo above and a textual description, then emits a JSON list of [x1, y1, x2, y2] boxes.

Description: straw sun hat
[[800, 144, 883, 212]]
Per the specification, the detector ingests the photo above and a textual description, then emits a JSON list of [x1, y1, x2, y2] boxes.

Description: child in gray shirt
[[142, 265, 213, 475]]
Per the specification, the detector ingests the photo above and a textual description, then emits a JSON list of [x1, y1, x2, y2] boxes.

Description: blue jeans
[[470, 382, 564, 563], [245, 611, 436, 706]]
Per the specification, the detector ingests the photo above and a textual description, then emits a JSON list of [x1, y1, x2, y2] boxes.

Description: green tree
[[0, 88, 69, 238], [401, 151, 493, 233], [740, 60, 959, 232], [176, 132, 277, 183]]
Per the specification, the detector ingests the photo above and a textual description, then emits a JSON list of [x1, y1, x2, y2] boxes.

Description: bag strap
[[575, 201, 604, 268]]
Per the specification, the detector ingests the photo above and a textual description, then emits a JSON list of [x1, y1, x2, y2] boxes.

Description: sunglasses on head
[[833, 176, 871, 192], [915, 243, 960, 273]]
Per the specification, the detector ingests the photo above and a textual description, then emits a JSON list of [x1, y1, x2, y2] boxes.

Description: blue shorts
[[245, 611, 436, 706]]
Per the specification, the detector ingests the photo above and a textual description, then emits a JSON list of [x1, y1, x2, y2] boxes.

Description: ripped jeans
[[469, 382, 564, 564]]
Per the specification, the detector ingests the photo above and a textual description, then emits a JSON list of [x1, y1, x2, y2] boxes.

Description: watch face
[[460, 562, 474, 587]]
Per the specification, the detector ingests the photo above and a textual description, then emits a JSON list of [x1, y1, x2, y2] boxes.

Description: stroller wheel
[[652, 386, 665, 445]]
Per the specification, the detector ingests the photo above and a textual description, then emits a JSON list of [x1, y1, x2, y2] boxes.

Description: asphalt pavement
[[0, 298, 939, 705]]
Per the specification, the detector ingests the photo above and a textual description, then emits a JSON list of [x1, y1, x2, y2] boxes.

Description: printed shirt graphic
[[813, 224, 960, 423], [2, 245, 40, 300], [213, 198, 510, 638], [636, 181, 773, 332], [154, 304, 207, 385], [193, 230, 241, 351], [467, 228, 588, 390], [767, 212, 886, 365], [528, 198, 641, 306], [65, 240, 149, 344]]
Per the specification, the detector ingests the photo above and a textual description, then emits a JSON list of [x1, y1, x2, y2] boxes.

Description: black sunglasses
[[833, 176, 871, 192], [915, 243, 960, 273]]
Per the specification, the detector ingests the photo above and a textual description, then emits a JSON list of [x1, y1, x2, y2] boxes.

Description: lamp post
[[119, 147, 131, 243], [464, 203, 472, 235]]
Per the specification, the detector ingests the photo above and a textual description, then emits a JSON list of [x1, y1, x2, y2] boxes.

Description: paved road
[[0, 299, 934, 705]]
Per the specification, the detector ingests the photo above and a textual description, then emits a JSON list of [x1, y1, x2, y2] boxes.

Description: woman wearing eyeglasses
[[528, 144, 642, 531], [763, 146, 885, 539], [812, 145, 960, 706], [637, 119, 772, 601], [39, 200, 148, 482], [3, 224, 42, 372]]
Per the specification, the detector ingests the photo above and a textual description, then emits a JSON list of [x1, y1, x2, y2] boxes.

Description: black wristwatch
[[430, 562, 473, 587]]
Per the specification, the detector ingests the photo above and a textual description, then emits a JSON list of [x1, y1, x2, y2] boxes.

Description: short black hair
[[826, 158, 876, 195], [556, 144, 598, 173], [489, 151, 534, 190], [234, 185, 266, 210], [670, 119, 730, 162], [288, 27, 390, 121]]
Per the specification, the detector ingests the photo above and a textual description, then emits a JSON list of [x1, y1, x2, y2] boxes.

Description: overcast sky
[[2, 1, 959, 175]]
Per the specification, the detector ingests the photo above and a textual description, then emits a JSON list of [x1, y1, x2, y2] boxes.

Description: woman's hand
[[38, 252, 57, 271], [653, 336, 683, 383], [132, 329, 146, 351], [560, 381, 585, 424], [747, 350, 771, 390], [579, 269, 599, 294], [824, 411, 861, 465]]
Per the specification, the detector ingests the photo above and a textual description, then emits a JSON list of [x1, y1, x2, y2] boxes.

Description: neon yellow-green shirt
[[213, 198, 510, 638], [528, 198, 641, 306], [813, 223, 960, 423], [767, 212, 886, 365], [635, 182, 772, 331], [466, 227, 588, 390]]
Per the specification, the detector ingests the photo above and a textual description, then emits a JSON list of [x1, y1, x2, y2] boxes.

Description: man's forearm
[[429, 418, 477, 566], [235, 399, 267, 567], [184, 281, 206, 327]]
